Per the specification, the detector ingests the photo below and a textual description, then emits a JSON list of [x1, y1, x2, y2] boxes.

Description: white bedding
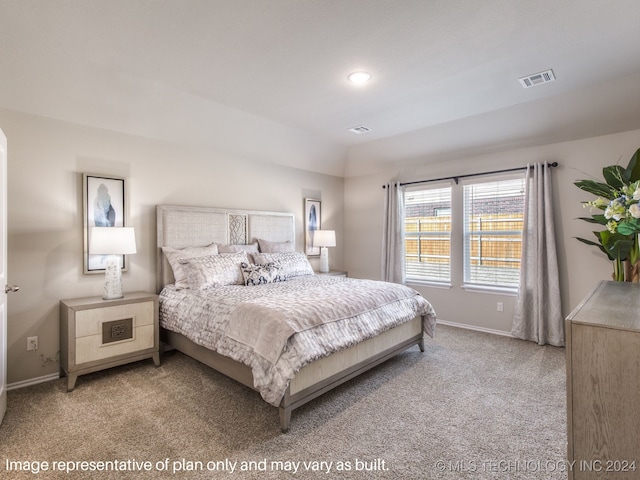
[[160, 275, 436, 406]]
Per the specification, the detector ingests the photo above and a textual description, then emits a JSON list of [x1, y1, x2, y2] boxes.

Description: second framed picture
[[304, 198, 321, 256], [83, 173, 128, 274]]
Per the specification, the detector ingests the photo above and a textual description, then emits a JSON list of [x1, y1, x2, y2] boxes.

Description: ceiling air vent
[[348, 125, 372, 134], [518, 69, 556, 88]]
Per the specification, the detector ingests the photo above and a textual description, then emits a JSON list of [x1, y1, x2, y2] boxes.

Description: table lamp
[[313, 230, 336, 273], [89, 227, 137, 299]]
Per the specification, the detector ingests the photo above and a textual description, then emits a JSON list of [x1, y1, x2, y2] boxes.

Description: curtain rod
[[382, 162, 559, 188]]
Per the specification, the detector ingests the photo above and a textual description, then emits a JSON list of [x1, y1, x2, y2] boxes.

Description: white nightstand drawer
[[75, 301, 154, 338], [76, 324, 155, 364]]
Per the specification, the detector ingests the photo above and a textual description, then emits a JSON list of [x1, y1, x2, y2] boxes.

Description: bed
[[156, 204, 436, 432]]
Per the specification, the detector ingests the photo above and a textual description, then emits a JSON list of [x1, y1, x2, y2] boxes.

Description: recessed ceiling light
[[348, 71, 372, 85], [348, 125, 372, 134]]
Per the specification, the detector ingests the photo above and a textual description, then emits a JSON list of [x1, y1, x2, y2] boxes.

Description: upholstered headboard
[[156, 205, 295, 292]]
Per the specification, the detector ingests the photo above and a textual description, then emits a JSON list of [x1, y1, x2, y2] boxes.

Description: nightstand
[[316, 270, 348, 277], [60, 291, 160, 391]]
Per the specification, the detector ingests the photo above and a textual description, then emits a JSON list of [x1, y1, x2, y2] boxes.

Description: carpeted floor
[[0, 325, 568, 479]]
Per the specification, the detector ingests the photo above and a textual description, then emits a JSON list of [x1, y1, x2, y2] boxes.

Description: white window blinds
[[463, 177, 525, 289]]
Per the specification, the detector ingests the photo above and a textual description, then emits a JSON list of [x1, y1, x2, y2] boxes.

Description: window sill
[[406, 280, 452, 290], [462, 284, 518, 296]]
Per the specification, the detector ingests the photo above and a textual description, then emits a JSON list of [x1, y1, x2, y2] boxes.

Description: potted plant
[[575, 148, 640, 282]]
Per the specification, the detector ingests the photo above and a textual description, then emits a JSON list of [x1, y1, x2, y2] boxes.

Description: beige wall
[[4, 102, 640, 384], [1, 108, 345, 385], [344, 129, 640, 333]]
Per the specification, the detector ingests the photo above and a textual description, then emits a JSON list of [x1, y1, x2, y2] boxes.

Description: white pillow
[[179, 252, 248, 290], [252, 252, 314, 278], [162, 243, 219, 289], [218, 242, 259, 261], [257, 238, 294, 253]]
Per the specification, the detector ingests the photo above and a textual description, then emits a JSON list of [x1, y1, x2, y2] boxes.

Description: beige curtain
[[381, 182, 405, 284], [511, 162, 564, 346]]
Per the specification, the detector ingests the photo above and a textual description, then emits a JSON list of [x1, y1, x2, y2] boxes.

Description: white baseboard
[[5, 322, 507, 390], [7, 372, 60, 391], [436, 319, 514, 338]]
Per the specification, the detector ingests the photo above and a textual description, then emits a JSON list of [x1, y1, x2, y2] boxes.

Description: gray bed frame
[[156, 204, 424, 432]]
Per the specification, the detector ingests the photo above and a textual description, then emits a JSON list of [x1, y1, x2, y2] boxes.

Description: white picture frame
[[83, 173, 128, 274], [304, 198, 321, 256]]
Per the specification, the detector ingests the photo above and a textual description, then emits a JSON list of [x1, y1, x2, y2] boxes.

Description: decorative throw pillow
[[257, 238, 295, 253], [179, 252, 247, 290], [252, 252, 314, 278], [162, 243, 219, 289], [240, 261, 286, 286]]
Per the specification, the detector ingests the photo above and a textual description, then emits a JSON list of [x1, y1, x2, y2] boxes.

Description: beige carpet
[[0, 325, 567, 479]]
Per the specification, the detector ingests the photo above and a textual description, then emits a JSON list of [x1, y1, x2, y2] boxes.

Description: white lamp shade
[[313, 230, 336, 248], [90, 227, 137, 255]]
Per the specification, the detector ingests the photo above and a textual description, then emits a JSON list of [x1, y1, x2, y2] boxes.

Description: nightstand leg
[[67, 374, 78, 392], [152, 352, 161, 367]]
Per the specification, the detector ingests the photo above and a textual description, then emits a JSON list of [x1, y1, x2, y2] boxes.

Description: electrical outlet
[[27, 336, 38, 351], [497, 302, 504, 312]]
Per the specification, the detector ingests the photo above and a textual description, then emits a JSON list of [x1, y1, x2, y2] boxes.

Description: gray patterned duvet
[[160, 275, 436, 406]]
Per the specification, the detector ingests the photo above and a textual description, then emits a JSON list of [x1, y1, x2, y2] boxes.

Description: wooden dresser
[[565, 281, 640, 479]]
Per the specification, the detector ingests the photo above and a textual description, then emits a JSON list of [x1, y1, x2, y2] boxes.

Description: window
[[404, 186, 451, 283], [402, 174, 525, 290], [463, 177, 525, 289]]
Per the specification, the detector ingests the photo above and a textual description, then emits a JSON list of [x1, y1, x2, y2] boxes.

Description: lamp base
[[102, 255, 124, 300], [319, 247, 329, 273]]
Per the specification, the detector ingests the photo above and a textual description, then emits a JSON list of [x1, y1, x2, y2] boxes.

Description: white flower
[[605, 199, 626, 221], [587, 197, 609, 210], [630, 203, 640, 219]]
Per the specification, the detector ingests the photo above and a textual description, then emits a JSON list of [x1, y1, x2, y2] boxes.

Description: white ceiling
[[2, 0, 640, 177]]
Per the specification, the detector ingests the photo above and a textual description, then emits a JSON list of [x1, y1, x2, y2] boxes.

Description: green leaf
[[617, 222, 639, 236], [575, 236, 611, 259], [617, 217, 640, 236], [575, 237, 602, 247], [603, 165, 626, 189], [576, 236, 601, 247], [574, 180, 616, 199], [577, 215, 608, 225], [624, 148, 640, 183], [598, 230, 634, 261], [615, 239, 634, 261]]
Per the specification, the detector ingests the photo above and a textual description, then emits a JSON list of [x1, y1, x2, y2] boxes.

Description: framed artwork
[[83, 173, 128, 274], [304, 198, 321, 256]]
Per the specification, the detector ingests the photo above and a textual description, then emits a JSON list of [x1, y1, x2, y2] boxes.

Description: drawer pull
[[102, 318, 133, 344]]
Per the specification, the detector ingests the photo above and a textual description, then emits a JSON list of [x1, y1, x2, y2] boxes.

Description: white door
[[0, 129, 7, 424]]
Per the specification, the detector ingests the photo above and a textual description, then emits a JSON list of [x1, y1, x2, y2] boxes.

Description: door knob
[[5, 285, 19, 293]]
